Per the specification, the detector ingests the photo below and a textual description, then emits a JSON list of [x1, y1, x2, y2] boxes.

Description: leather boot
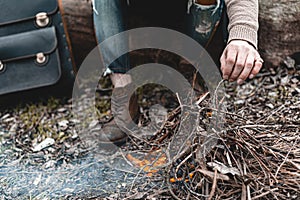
[[97, 83, 139, 145]]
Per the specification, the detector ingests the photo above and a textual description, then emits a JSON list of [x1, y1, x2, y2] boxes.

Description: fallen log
[[59, 0, 97, 69], [59, 0, 300, 68]]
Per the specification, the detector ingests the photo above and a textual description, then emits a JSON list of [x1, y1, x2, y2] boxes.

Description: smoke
[[0, 146, 148, 199]]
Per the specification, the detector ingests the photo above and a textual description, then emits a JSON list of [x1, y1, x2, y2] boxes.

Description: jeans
[[93, 0, 224, 74]]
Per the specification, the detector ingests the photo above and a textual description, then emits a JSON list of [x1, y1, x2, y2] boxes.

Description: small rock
[[47, 147, 56, 153], [70, 119, 80, 124], [0, 129, 7, 136], [268, 92, 278, 98], [291, 77, 299, 84], [89, 120, 99, 129], [32, 138, 55, 152], [64, 143, 71, 148], [283, 56, 296, 69], [58, 132, 65, 138], [8, 124, 18, 135], [234, 100, 245, 105], [62, 188, 74, 193], [266, 103, 274, 109], [33, 174, 42, 186], [43, 160, 56, 169], [281, 76, 289, 85], [58, 120, 69, 131], [57, 108, 67, 113], [71, 133, 78, 139]]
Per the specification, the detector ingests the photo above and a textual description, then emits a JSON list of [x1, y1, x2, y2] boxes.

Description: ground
[[0, 56, 299, 199]]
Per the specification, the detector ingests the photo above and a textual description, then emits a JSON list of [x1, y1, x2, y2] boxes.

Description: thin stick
[[195, 92, 209, 105], [208, 169, 218, 200], [241, 183, 247, 200], [252, 188, 279, 200], [275, 135, 299, 178]]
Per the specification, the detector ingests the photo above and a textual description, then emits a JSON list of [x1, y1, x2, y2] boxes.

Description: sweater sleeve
[[225, 0, 259, 48]]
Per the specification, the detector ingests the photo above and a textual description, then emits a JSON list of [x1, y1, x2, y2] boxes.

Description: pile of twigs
[[0, 54, 298, 199], [121, 64, 299, 199]]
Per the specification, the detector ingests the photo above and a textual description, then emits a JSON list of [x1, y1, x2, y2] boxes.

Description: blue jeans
[[93, 0, 224, 74]]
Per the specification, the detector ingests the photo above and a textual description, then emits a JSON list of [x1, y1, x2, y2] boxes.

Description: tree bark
[[59, 0, 97, 69], [59, 0, 300, 68], [258, 0, 300, 66]]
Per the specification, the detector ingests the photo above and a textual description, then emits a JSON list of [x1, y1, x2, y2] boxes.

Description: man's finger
[[249, 58, 263, 79], [229, 50, 248, 81], [222, 47, 237, 80], [220, 53, 225, 69], [220, 53, 227, 79], [237, 53, 255, 84]]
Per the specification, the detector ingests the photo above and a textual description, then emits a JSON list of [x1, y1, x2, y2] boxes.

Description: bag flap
[[0, 0, 58, 26], [0, 27, 57, 62]]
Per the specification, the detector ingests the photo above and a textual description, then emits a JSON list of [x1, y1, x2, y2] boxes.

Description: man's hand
[[220, 40, 263, 85]]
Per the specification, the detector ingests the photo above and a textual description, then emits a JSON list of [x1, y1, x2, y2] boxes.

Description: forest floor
[[0, 56, 299, 199]]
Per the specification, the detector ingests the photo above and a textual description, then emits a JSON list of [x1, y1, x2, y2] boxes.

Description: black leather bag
[[0, 0, 75, 97]]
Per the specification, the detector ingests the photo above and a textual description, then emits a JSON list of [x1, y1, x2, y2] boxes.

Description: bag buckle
[[36, 53, 47, 65], [36, 12, 50, 27]]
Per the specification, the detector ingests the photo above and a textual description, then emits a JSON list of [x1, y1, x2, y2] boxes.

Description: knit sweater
[[225, 0, 259, 48]]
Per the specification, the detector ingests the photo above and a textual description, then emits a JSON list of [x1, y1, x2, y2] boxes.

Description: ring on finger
[[255, 58, 264, 63]]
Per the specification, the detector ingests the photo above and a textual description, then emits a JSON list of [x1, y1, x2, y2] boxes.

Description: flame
[[126, 150, 167, 177]]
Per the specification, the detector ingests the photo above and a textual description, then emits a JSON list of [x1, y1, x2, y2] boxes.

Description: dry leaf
[[207, 161, 241, 176]]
